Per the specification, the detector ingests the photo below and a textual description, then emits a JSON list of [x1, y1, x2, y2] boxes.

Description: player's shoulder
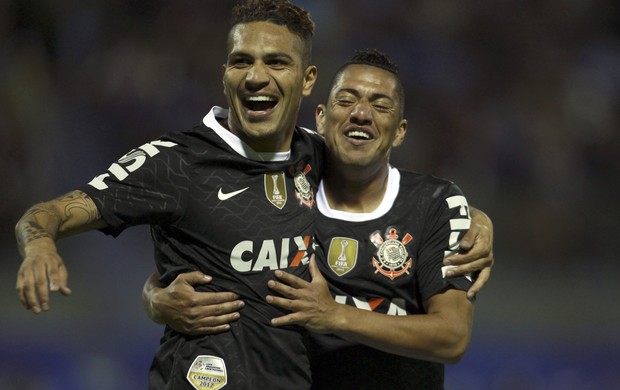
[[154, 122, 223, 155], [296, 126, 325, 146], [397, 169, 463, 198]]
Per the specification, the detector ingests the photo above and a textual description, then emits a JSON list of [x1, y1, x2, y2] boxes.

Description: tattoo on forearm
[[18, 220, 52, 244], [17, 206, 59, 245], [16, 191, 101, 249]]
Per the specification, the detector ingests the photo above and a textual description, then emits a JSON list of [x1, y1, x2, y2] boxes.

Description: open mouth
[[345, 129, 373, 141], [244, 95, 278, 112]]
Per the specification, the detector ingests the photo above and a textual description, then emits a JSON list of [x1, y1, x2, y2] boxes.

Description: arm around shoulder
[[331, 288, 473, 364]]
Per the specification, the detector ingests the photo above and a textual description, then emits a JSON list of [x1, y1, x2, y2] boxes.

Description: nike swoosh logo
[[218, 187, 250, 200]]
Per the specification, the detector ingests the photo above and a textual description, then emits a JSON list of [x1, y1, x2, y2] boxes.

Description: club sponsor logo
[[327, 237, 358, 276], [370, 227, 414, 280], [230, 235, 312, 272], [88, 140, 178, 190], [264, 172, 287, 209], [186, 355, 227, 390]]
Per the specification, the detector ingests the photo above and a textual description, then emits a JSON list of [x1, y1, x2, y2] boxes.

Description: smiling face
[[317, 64, 407, 170], [223, 21, 317, 152]]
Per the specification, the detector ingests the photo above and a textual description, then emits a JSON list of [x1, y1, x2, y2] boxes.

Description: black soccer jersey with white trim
[[309, 167, 472, 389], [80, 106, 324, 389]]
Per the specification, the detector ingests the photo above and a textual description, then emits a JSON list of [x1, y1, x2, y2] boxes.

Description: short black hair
[[345, 48, 399, 75], [230, 0, 315, 65], [331, 49, 405, 116]]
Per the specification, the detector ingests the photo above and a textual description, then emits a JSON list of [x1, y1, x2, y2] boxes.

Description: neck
[[220, 118, 293, 153], [323, 160, 390, 213]]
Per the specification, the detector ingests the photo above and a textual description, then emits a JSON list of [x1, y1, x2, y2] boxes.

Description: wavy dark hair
[[230, 0, 315, 65]]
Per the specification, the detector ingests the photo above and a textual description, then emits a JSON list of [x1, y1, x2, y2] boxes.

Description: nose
[[350, 101, 372, 125], [245, 63, 270, 91]]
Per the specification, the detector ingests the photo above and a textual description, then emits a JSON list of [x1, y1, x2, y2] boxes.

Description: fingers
[[270, 312, 298, 327], [458, 222, 480, 251], [17, 259, 49, 314], [17, 252, 71, 314], [446, 259, 490, 278], [47, 261, 72, 296], [273, 269, 309, 289], [177, 271, 213, 286], [308, 255, 325, 282], [265, 294, 292, 310], [196, 291, 243, 306], [187, 324, 233, 336], [267, 278, 296, 299], [467, 268, 491, 300], [185, 312, 242, 335], [166, 297, 245, 335], [17, 265, 42, 314], [199, 296, 245, 314], [444, 232, 493, 268]]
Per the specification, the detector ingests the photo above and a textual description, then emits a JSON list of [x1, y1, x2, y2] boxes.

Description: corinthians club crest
[[370, 227, 414, 280], [290, 162, 315, 208]]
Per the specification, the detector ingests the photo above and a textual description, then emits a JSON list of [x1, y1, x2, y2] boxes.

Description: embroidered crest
[[186, 355, 227, 390], [264, 172, 287, 209], [370, 227, 414, 280], [291, 162, 315, 208], [327, 237, 358, 276]]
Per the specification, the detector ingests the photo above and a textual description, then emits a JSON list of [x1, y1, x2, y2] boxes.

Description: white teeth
[[347, 130, 371, 139], [246, 96, 275, 101]]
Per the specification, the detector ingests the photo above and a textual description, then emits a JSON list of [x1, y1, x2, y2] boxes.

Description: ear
[[315, 104, 327, 135], [391, 119, 408, 147], [222, 64, 227, 96], [302, 65, 318, 97]]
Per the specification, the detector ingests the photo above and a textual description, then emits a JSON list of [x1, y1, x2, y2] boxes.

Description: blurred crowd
[[2, 0, 618, 265]]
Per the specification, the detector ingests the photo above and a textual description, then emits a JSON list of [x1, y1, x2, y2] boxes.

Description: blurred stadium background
[[1, 1, 618, 389]]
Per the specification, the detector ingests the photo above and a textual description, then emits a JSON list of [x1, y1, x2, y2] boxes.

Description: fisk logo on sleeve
[[88, 140, 178, 190]]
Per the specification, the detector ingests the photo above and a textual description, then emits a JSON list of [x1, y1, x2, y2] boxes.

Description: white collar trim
[[317, 166, 400, 221], [203, 106, 291, 162]]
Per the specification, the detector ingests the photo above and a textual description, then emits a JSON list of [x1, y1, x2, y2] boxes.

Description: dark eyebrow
[[264, 52, 295, 61], [337, 88, 395, 103], [228, 51, 294, 61]]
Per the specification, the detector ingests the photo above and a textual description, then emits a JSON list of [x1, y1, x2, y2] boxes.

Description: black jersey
[[79, 106, 324, 390], [309, 167, 472, 390]]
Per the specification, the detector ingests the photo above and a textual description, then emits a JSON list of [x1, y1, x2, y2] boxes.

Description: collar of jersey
[[317, 166, 400, 222], [203, 106, 292, 162]]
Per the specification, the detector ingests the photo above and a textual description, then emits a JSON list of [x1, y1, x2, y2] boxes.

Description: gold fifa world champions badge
[[264, 172, 287, 209], [370, 227, 414, 280], [327, 237, 359, 276], [186, 355, 227, 390]]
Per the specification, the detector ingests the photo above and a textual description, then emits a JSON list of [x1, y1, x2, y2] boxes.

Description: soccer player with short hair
[[266, 49, 477, 389], [16, 1, 323, 388]]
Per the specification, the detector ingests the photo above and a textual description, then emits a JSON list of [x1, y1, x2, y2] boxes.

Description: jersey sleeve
[[415, 181, 473, 302], [78, 135, 191, 237]]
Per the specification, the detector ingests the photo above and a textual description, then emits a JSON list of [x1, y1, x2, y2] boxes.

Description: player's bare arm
[[142, 271, 245, 335], [15, 190, 106, 314], [267, 256, 473, 364], [443, 206, 494, 299]]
